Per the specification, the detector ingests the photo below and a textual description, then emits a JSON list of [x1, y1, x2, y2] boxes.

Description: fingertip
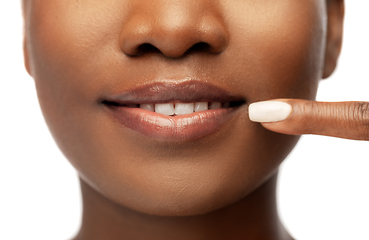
[[248, 100, 292, 123]]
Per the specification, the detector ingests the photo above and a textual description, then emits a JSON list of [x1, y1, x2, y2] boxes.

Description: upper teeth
[[139, 102, 225, 116]]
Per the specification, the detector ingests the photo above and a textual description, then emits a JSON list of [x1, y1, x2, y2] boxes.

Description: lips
[[101, 80, 246, 141]]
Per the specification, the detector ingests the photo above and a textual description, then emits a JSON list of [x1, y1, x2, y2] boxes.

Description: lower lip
[[104, 106, 238, 141]]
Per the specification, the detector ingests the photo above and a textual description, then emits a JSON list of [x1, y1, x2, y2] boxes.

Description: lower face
[[25, 0, 326, 216]]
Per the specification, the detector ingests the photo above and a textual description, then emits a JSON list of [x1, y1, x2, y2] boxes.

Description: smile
[[101, 80, 246, 141]]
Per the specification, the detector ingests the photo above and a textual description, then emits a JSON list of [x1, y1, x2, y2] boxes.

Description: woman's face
[[24, 0, 328, 216]]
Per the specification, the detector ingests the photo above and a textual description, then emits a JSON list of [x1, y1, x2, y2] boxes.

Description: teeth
[[174, 103, 195, 115], [209, 102, 222, 110], [155, 103, 175, 116], [137, 101, 227, 115], [195, 102, 208, 112], [140, 103, 155, 112]]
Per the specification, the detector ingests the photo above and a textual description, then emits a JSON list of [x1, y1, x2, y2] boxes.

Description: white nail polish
[[248, 101, 292, 122]]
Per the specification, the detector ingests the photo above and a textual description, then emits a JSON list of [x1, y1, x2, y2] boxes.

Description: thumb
[[248, 99, 369, 141]]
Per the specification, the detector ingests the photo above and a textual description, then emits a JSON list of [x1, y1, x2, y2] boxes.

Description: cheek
[[225, 0, 326, 100], [26, 0, 129, 147], [27, 0, 130, 91]]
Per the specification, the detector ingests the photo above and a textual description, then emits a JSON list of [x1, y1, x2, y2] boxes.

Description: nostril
[[131, 42, 214, 58], [136, 42, 213, 58], [185, 42, 211, 55], [135, 43, 161, 56]]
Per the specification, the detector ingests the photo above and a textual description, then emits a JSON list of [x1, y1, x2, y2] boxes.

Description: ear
[[22, 0, 32, 76], [23, 38, 32, 76], [323, 0, 345, 79]]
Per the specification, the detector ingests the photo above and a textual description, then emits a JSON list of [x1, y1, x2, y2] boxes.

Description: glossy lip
[[101, 80, 246, 141]]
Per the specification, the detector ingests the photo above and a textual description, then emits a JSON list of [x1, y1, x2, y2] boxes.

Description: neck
[[73, 172, 292, 240]]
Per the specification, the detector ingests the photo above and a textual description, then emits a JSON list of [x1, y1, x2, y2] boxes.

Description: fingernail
[[249, 101, 292, 122]]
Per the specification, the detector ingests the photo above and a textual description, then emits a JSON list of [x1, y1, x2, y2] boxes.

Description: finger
[[248, 99, 369, 141]]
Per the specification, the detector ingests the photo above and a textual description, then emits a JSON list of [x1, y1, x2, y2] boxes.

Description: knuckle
[[350, 102, 369, 140]]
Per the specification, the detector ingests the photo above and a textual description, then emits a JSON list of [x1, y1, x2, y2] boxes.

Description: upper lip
[[101, 80, 246, 105]]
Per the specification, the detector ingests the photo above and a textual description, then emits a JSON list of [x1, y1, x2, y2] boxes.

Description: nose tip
[[119, 4, 229, 58]]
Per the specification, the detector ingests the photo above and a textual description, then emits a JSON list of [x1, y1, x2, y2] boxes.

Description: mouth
[[101, 80, 246, 141]]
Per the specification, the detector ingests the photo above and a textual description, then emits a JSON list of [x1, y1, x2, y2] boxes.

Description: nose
[[119, 1, 229, 58]]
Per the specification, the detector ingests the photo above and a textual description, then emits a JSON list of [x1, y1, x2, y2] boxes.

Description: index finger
[[248, 99, 369, 141]]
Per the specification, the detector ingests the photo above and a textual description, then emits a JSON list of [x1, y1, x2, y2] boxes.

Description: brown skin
[[23, 0, 344, 239], [259, 99, 369, 141]]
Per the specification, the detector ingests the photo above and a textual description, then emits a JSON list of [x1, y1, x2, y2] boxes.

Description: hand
[[248, 99, 369, 141]]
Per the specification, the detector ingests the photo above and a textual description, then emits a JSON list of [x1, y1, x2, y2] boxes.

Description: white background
[[0, 1, 368, 240]]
